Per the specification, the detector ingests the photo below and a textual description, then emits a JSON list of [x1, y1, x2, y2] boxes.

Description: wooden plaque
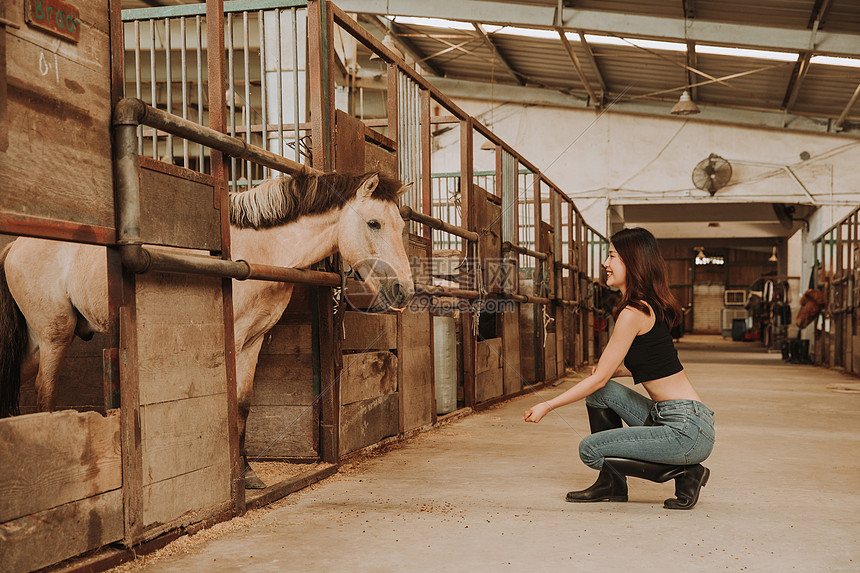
[[26, 0, 81, 43]]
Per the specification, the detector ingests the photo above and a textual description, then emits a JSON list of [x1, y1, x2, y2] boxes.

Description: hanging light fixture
[[695, 246, 706, 260], [769, 246, 778, 262], [671, 90, 701, 116]]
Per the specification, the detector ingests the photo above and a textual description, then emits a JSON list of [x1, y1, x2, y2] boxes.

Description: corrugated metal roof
[[369, 0, 860, 130], [121, 0, 860, 131]]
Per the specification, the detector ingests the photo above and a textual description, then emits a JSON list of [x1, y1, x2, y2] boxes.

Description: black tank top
[[624, 308, 684, 384]]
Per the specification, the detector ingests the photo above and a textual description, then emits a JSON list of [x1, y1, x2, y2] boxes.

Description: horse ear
[[397, 182, 414, 198], [358, 173, 380, 199]]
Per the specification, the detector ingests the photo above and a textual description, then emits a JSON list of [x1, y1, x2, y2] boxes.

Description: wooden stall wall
[[245, 286, 317, 459], [340, 312, 399, 455], [0, 0, 115, 240], [0, 411, 122, 573], [0, 1, 125, 569], [401, 235, 435, 430], [501, 304, 522, 396]]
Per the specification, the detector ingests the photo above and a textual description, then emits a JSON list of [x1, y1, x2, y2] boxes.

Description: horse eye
[[367, 220, 381, 230]]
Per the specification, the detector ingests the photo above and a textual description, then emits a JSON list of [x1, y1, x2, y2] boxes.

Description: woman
[[523, 227, 715, 510]]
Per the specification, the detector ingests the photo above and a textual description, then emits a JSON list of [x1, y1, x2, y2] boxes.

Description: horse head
[[796, 288, 826, 329], [338, 173, 415, 310]]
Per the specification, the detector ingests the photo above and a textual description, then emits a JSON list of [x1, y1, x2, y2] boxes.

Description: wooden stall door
[[245, 286, 318, 460], [541, 222, 557, 382], [473, 185, 505, 402], [119, 164, 234, 544]]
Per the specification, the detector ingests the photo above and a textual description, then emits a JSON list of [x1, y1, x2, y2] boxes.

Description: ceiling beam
[[783, 0, 830, 113], [336, 0, 860, 57], [557, 29, 598, 106], [683, 0, 696, 20], [424, 76, 857, 136], [782, 52, 812, 112], [473, 23, 525, 86], [577, 32, 607, 97], [360, 15, 444, 77], [835, 82, 860, 131], [807, 0, 835, 29]]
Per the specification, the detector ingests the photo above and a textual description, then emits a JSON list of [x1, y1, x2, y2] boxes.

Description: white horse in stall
[[0, 171, 414, 488]]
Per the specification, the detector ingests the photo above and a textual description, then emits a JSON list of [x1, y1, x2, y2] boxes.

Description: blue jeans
[[579, 380, 716, 470]]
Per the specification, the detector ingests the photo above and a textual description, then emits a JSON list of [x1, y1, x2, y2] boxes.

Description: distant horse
[[796, 288, 826, 329], [0, 171, 414, 488]]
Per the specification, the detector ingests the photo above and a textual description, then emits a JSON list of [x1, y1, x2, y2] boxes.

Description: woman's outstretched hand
[[523, 402, 552, 423]]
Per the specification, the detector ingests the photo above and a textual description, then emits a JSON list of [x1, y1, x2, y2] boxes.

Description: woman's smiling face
[[603, 243, 626, 292]]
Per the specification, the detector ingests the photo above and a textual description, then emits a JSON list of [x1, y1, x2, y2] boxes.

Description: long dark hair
[[610, 227, 682, 327]]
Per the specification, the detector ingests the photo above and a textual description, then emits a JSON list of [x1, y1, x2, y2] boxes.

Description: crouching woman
[[523, 227, 715, 510]]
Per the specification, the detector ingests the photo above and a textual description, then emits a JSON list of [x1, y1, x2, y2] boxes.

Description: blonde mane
[[229, 171, 402, 229]]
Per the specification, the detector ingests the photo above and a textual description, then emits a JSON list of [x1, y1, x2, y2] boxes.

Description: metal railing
[[122, 1, 310, 190]]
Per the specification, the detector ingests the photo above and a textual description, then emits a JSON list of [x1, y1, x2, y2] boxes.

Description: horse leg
[[235, 336, 267, 489], [33, 319, 76, 411]]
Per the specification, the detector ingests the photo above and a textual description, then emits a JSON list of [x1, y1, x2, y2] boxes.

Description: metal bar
[[243, 11, 252, 187], [180, 16, 189, 167], [400, 206, 478, 242], [121, 245, 341, 285], [415, 283, 481, 300], [196, 15, 204, 171], [503, 241, 548, 261], [165, 18, 173, 162], [122, 0, 309, 21], [134, 20, 142, 151], [149, 19, 157, 158], [228, 12, 236, 191], [276, 9, 284, 159], [421, 88, 432, 239], [259, 11, 268, 179], [397, 71, 404, 189], [132, 99, 319, 175], [291, 7, 301, 163]]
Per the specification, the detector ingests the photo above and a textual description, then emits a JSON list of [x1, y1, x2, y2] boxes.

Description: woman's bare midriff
[[641, 370, 702, 403]]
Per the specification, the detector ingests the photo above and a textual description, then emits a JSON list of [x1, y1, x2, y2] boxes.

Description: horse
[[0, 170, 414, 488], [796, 288, 826, 330]]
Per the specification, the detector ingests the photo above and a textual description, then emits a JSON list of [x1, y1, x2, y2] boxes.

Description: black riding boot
[[602, 457, 710, 510], [566, 406, 628, 503], [664, 464, 710, 510]]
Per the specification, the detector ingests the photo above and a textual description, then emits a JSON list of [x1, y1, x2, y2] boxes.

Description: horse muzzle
[[380, 278, 414, 310]]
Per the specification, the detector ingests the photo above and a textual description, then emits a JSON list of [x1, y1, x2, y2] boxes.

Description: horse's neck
[[230, 210, 340, 268]]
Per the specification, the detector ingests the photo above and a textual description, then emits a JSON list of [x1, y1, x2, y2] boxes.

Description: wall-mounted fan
[[692, 154, 732, 196]]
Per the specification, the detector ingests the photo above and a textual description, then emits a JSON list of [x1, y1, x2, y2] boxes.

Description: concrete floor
[[114, 335, 860, 573]]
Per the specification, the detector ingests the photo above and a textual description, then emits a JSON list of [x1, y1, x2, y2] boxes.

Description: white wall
[[430, 100, 860, 299], [431, 100, 860, 239]]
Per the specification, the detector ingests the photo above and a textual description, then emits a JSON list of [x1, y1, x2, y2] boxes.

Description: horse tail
[[0, 243, 27, 417]]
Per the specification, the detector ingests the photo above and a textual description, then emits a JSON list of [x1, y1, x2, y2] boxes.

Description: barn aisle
[[112, 335, 859, 572]]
